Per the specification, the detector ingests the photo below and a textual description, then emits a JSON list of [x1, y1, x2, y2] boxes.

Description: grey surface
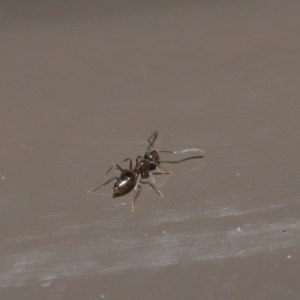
[[1, 1, 300, 299]]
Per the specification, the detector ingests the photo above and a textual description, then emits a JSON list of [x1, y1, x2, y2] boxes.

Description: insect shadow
[[87, 130, 204, 212]]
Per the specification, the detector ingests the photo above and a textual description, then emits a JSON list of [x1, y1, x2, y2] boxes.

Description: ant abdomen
[[113, 171, 136, 198]]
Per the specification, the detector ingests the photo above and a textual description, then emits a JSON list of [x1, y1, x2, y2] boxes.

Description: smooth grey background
[[1, 1, 300, 299]]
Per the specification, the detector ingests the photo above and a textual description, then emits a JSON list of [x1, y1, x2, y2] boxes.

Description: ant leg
[[152, 162, 172, 175], [132, 174, 141, 213], [87, 176, 118, 193], [149, 173, 165, 194], [87, 163, 124, 193], [136, 156, 143, 163], [150, 173, 156, 184], [140, 179, 164, 198], [119, 158, 133, 171], [147, 130, 158, 151], [149, 174, 164, 198]]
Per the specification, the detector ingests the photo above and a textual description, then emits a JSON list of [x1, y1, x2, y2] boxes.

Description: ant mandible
[[87, 130, 204, 212]]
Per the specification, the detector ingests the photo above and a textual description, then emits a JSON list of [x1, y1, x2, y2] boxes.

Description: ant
[[87, 130, 204, 212]]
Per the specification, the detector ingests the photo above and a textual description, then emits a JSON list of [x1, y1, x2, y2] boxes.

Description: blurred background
[[1, 1, 300, 299]]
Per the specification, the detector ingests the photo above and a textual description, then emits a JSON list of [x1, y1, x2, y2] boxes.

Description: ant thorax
[[144, 150, 160, 170], [136, 160, 151, 179]]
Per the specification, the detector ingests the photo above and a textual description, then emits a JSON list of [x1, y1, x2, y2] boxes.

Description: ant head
[[144, 150, 160, 164]]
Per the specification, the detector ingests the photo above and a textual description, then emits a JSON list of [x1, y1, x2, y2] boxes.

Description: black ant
[[87, 130, 204, 212]]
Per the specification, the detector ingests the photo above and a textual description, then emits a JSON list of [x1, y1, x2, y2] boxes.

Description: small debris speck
[[42, 282, 50, 287]]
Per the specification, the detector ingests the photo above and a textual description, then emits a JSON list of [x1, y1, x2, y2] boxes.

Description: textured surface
[[1, 1, 300, 299]]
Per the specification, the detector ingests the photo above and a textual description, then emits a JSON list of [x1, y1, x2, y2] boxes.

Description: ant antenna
[[159, 148, 204, 164]]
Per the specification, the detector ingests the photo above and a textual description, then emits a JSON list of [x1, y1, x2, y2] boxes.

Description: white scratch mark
[[32, 213, 72, 219], [1, 200, 299, 289]]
